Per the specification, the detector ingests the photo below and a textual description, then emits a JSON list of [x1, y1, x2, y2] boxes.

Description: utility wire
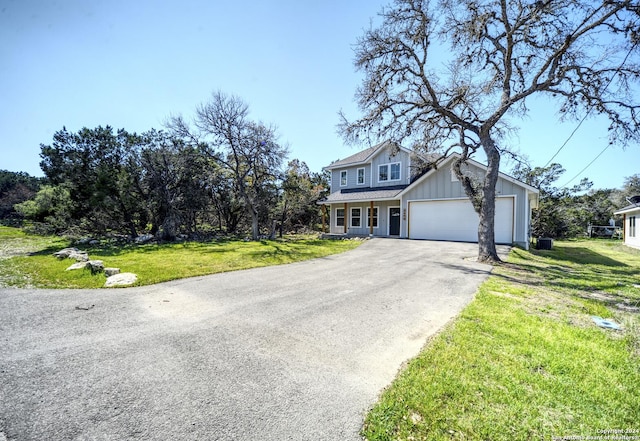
[[559, 143, 611, 189], [542, 44, 636, 168]]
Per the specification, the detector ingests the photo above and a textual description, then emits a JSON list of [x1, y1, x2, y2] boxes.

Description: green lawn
[[363, 240, 640, 441], [0, 226, 362, 288]]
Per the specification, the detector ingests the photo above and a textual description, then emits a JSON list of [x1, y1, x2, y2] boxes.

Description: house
[[319, 141, 539, 249], [614, 198, 640, 248]]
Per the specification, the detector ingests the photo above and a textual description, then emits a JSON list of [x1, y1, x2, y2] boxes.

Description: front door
[[389, 207, 401, 236]]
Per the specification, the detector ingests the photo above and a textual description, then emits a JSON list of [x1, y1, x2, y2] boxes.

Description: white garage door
[[409, 197, 514, 244]]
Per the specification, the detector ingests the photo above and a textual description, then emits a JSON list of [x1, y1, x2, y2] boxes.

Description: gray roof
[[324, 140, 393, 169], [614, 203, 640, 215], [321, 187, 405, 204]]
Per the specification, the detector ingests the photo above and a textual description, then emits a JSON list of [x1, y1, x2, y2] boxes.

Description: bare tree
[[340, 0, 640, 262], [168, 91, 288, 240]]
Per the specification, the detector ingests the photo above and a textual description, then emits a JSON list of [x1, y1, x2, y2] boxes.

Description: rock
[[135, 234, 155, 244], [66, 262, 89, 271], [53, 247, 89, 262], [89, 240, 100, 246], [104, 273, 137, 287], [104, 267, 120, 277], [86, 260, 104, 274]]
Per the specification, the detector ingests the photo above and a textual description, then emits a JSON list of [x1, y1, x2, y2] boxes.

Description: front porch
[[320, 200, 402, 238]]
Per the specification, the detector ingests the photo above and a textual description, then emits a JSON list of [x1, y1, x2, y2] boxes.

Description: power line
[[542, 44, 636, 168], [559, 143, 611, 189]]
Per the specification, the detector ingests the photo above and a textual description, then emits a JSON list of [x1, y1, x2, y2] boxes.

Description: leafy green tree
[[0, 170, 43, 221], [14, 185, 73, 232], [278, 159, 327, 235], [39, 126, 147, 236], [340, 0, 640, 262], [512, 162, 619, 238], [139, 130, 212, 240]]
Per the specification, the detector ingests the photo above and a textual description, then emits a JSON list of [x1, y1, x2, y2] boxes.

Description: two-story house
[[319, 141, 539, 249]]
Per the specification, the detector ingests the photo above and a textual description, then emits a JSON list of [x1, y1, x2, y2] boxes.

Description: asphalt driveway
[[0, 239, 503, 441]]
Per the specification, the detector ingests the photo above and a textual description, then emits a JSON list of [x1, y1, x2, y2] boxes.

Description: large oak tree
[[340, 0, 640, 262]]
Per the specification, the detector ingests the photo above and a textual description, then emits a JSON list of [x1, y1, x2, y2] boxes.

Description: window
[[367, 206, 379, 228], [357, 167, 365, 185], [350, 208, 361, 227], [336, 208, 345, 227], [631, 216, 636, 237], [390, 163, 401, 180], [379, 162, 401, 182], [340, 170, 347, 187]]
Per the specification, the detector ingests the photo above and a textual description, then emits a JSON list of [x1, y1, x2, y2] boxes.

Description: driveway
[[0, 239, 502, 441]]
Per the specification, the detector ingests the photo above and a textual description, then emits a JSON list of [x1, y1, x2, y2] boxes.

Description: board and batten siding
[[400, 162, 530, 247], [369, 148, 412, 188]]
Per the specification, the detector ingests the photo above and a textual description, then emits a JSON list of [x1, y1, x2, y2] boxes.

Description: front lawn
[[363, 240, 640, 440], [0, 227, 362, 288]]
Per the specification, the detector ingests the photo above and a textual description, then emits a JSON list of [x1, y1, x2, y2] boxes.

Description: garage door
[[408, 197, 514, 244]]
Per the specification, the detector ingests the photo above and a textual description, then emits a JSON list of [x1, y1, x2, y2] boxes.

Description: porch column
[[321, 205, 326, 233], [370, 201, 374, 236], [623, 213, 626, 241], [344, 202, 348, 234]]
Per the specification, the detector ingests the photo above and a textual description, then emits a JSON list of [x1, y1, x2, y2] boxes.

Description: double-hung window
[[368, 206, 378, 228], [357, 167, 365, 185], [340, 170, 347, 187], [631, 216, 637, 237], [350, 208, 362, 227], [379, 162, 401, 182], [336, 208, 345, 227]]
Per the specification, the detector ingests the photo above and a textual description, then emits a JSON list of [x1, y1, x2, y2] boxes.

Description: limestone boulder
[[104, 268, 120, 277], [104, 273, 137, 287], [53, 248, 89, 262]]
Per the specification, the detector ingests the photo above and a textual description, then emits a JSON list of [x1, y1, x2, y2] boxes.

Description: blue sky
[[1, 0, 637, 191]]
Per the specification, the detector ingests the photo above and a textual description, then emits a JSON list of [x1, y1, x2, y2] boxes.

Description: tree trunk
[[250, 206, 259, 240], [477, 133, 501, 263]]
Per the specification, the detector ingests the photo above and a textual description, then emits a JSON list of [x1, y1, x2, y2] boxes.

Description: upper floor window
[[357, 168, 365, 185], [340, 170, 347, 187], [379, 162, 401, 182]]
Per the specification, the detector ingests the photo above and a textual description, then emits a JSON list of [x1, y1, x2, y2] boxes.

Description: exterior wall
[[623, 208, 640, 248], [327, 201, 399, 236], [400, 161, 531, 247], [329, 148, 412, 191], [369, 148, 412, 188]]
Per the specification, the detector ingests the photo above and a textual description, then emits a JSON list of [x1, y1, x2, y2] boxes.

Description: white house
[[614, 199, 640, 248], [319, 141, 539, 249]]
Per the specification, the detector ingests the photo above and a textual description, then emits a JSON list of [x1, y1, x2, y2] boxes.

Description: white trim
[[378, 162, 402, 183], [388, 206, 401, 236], [366, 205, 380, 229], [340, 170, 347, 187], [357, 167, 366, 185], [350, 207, 362, 228], [335, 207, 345, 228], [405, 196, 516, 243], [398, 154, 539, 197], [614, 206, 640, 215]]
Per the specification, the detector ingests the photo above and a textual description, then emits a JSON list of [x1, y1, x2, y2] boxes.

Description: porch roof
[[320, 186, 405, 204]]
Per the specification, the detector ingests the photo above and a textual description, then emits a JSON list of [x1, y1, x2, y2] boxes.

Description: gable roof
[[614, 203, 640, 215], [324, 140, 411, 170], [398, 153, 539, 197]]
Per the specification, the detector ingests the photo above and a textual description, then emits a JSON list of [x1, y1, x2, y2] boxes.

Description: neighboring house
[[614, 198, 640, 248], [319, 141, 539, 249]]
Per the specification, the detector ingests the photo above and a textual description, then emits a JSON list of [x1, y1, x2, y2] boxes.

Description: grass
[[0, 226, 362, 288], [363, 239, 640, 441]]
